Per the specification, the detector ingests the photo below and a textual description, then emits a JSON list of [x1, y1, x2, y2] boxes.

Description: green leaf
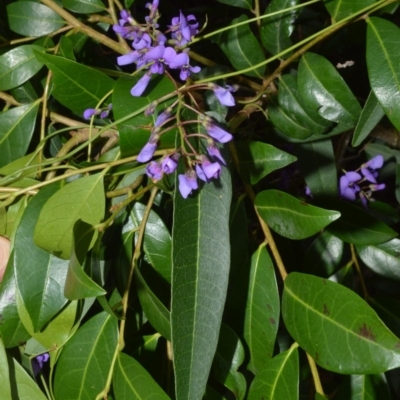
[[112, 75, 176, 157], [370, 298, 400, 338], [113, 352, 170, 400], [236, 141, 297, 184], [356, 238, 400, 281], [59, 36, 76, 60], [0, 45, 45, 91], [352, 90, 385, 147], [366, 17, 400, 131], [248, 343, 299, 400], [54, 312, 118, 400], [337, 373, 391, 400], [171, 160, 232, 400], [215, 0, 251, 9], [324, 0, 376, 22], [0, 338, 11, 399], [260, 0, 299, 57], [244, 245, 279, 374], [34, 173, 105, 259], [255, 190, 340, 240], [296, 139, 337, 197], [269, 75, 331, 140], [62, 0, 106, 14], [282, 272, 400, 374], [0, 102, 40, 168], [64, 220, 106, 299], [320, 199, 398, 245], [14, 182, 69, 332], [34, 52, 114, 114], [218, 15, 265, 78], [298, 52, 361, 129], [7, 2, 65, 36]]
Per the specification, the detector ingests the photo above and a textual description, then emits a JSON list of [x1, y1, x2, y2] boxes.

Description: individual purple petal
[[361, 167, 377, 183], [345, 171, 362, 182], [169, 52, 189, 69], [359, 191, 368, 209], [212, 85, 235, 106], [179, 65, 201, 80], [117, 51, 141, 66], [305, 185, 312, 197], [200, 160, 221, 181], [155, 108, 172, 127], [161, 154, 179, 174], [146, 161, 163, 181], [204, 120, 233, 143], [120, 10, 130, 21], [207, 144, 226, 165], [163, 47, 177, 64], [137, 141, 157, 162], [370, 183, 386, 192], [187, 14, 199, 36], [32, 353, 49, 376], [131, 73, 152, 96], [195, 164, 207, 182], [156, 32, 167, 45], [178, 172, 198, 198], [83, 108, 98, 120], [132, 33, 152, 50], [364, 155, 384, 170], [339, 173, 361, 201], [100, 110, 110, 118]]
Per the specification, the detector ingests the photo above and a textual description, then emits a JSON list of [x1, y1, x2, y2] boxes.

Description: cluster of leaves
[[1, 0, 400, 399]]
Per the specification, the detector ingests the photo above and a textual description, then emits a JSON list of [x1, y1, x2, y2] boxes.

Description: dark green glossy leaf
[[255, 190, 340, 240], [352, 91, 385, 147], [215, 0, 251, 9], [248, 344, 299, 400], [296, 139, 337, 197], [112, 75, 176, 157], [261, 0, 299, 57], [324, 0, 375, 22], [54, 312, 118, 400], [59, 36, 76, 60], [370, 298, 400, 338], [14, 182, 69, 332], [0, 45, 45, 91], [7, 2, 65, 36], [298, 52, 361, 129], [34, 173, 105, 259], [62, 0, 105, 14], [218, 15, 265, 78], [337, 373, 391, 400], [356, 239, 400, 281], [244, 245, 279, 374], [171, 160, 232, 400], [64, 220, 106, 300], [367, 17, 400, 131], [283, 272, 400, 374], [236, 141, 297, 184], [0, 338, 11, 399], [113, 352, 170, 400], [0, 102, 40, 168], [34, 52, 114, 114]]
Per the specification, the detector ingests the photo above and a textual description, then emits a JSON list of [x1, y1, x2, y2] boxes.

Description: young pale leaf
[[218, 15, 265, 78], [356, 239, 400, 281], [324, 0, 375, 22], [0, 102, 40, 168], [236, 141, 297, 184], [298, 52, 361, 129], [62, 0, 106, 14], [296, 139, 337, 197], [64, 220, 106, 299], [14, 182, 69, 332], [366, 17, 400, 131], [113, 352, 170, 400], [255, 190, 340, 240], [248, 343, 299, 400], [34, 173, 105, 259], [34, 52, 114, 114], [0, 45, 45, 91], [352, 90, 385, 147], [283, 272, 400, 374], [0, 338, 11, 399], [244, 245, 279, 374], [260, 0, 299, 57], [215, 0, 251, 9], [54, 312, 118, 400], [171, 163, 232, 400], [7, 2, 65, 36]]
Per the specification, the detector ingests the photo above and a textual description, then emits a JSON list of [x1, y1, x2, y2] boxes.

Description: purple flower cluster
[[114, 2, 201, 96], [339, 155, 385, 208]]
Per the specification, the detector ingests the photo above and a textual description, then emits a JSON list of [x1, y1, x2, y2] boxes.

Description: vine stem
[[306, 352, 325, 396], [350, 244, 369, 299]]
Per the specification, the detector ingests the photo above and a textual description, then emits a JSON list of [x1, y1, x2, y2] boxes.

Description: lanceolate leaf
[[0, 338, 11, 399], [244, 245, 279, 374], [54, 312, 118, 400], [366, 17, 400, 131], [171, 163, 232, 400], [113, 353, 170, 400], [34, 52, 114, 114], [34, 173, 105, 259], [62, 0, 106, 14], [324, 0, 375, 23], [215, 0, 251, 9], [337, 374, 392, 400], [248, 343, 299, 400], [255, 190, 340, 240], [283, 273, 400, 374]]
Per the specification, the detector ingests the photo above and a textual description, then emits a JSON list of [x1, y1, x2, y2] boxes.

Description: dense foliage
[[1, 0, 400, 399]]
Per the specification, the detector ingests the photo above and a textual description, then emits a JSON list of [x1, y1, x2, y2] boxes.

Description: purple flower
[[340, 171, 361, 201], [131, 72, 152, 96], [161, 153, 179, 174], [170, 11, 198, 46], [203, 119, 233, 143], [146, 161, 163, 181], [178, 171, 198, 198], [32, 353, 49, 376], [195, 159, 221, 182], [361, 155, 384, 183], [155, 108, 172, 127], [117, 51, 142, 66], [143, 45, 168, 74], [207, 144, 226, 165], [83, 108, 98, 120], [370, 183, 386, 192], [166, 51, 201, 80], [137, 140, 157, 162], [211, 84, 235, 106]]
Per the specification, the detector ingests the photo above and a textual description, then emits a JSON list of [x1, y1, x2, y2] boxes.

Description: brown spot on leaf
[[395, 342, 400, 349], [266, 304, 272, 311], [300, 201, 309, 206], [322, 279, 326, 285], [358, 323, 376, 341], [323, 303, 330, 315], [269, 318, 276, 325], [315, 352, 319, 362]]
